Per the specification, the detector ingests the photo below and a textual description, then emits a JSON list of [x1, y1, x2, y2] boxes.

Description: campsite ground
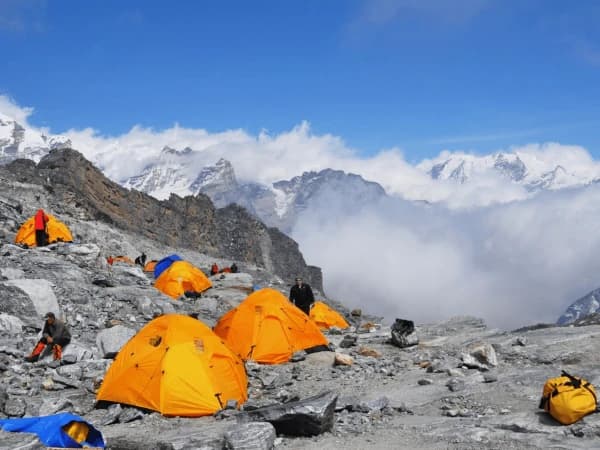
[[2, 222, 600, 448]]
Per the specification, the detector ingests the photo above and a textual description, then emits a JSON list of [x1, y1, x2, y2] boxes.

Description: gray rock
[[352, 396, 390, 413], [418, 378, 434, 385], [339, 335, 358, 348], [390, 318, 419, 348], [4, 397, 26, 417], [119, 407, 145, 423], [483, 372, 498, 383], [224, 422, 276, 450], [467, 342, 498, 368], [57, 341, 93, 362], [105, 437, 175, 450], [3, 279, 61, 319], [0, 313, 24, 334], [38, 398, 73, 416], [0, 386, 7, 413], [460, 353, 489, 371], [96, 324, 136, 358], [237, 391, 338, 436], [446, 378, 465, 392]]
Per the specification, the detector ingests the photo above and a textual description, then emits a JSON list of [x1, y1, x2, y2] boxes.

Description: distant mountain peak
[[160, 145, 193, 157], [557, 288, 600, 325]]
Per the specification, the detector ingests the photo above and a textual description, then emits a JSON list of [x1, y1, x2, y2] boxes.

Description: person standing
[[24, 312, 71, 362], [289, 277, 315, 316], [34, 209, 49, 247]]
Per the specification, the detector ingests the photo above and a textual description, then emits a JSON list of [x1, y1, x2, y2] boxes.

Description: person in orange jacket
[[210, 263, 219, 276], [24, 312, 71, 362], [34, 209, 49, 247]]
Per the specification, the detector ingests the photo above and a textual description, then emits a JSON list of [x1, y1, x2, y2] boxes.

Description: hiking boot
[[52, 344, 63, 360], [25, 341, 46, 363]]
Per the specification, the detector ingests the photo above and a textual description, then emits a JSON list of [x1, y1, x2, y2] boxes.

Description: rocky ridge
[[0, 149, 322, 290]]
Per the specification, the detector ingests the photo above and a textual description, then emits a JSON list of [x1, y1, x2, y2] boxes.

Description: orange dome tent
[[111, 256, 134, 265], [154, 260, 212, 299], [310, 301, 350, 330], [96, 314, 247, 417], [143, 260, 158, 273], [15, 213, 73, 247], [214, 288, 329, 364]]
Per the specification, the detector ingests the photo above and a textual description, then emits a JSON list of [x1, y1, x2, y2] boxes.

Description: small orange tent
[[15, 214, 73, 247], [310, 301, 350, 330], [154, 260, 212, 299], [214, 288, 329, 364], [96, 314, 247, 417], [111, 256, 134, 265], [143, 260, 158, 273]]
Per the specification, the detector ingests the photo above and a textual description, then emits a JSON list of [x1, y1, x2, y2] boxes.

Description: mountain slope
[[0, 148, 322, 289], [557, 287, 600, 325]]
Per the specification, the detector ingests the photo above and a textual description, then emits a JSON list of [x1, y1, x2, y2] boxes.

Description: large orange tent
[[96, 314, 247, 417], [15, 213, 73, 247], [154, 261, 212, 299], [214, 288, 329, 364], [310, 301, 350, 330]]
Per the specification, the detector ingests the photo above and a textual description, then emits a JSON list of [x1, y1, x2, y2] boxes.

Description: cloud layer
[[293, 185, 600, 329]]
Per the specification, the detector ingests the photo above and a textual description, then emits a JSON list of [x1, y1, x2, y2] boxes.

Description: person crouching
[[24, 312, 71, 362]]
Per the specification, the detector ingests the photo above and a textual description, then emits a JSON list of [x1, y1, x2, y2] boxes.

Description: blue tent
[[154, 254, 183, 279], [0, 413, 105, 448]]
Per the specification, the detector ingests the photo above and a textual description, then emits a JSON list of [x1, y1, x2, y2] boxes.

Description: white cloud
[[293, 185, 600, 329], [0, 95, 35, 124]]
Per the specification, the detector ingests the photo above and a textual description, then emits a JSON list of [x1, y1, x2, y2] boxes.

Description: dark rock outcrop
[[237, 391, 337, 436]]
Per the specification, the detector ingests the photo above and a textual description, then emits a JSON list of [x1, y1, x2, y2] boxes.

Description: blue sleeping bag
[[0, 413, 105, 448]]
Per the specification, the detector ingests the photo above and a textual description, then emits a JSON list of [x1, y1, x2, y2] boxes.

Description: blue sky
[[1, 0, 600, 159]]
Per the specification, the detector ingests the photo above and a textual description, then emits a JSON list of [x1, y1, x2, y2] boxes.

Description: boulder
[[61, 341, 94, 362], [358, 346, 381, 358], [3, 279, 61, 319], [463, 343, 498, 370], [390, 318, 419, 348], [96, 325, 136, 358], [4, 397, 26, 417], [237, 391, 338, 436], [334, 353, 354, 366], [339, 335, 358, 348], [224, 422, 276, 450], [0, 313, 24, 334]]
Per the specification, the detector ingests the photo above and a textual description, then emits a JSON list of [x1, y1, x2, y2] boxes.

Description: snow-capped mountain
[[420, 151, 599, 191], [557, 288, 600, 325], [121, 146, 198, 199], [119, 149, 387, 232], [0, 113, 71, 164]]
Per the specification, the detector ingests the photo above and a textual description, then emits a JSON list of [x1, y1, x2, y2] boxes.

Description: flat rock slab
[[237, 391, 338, 436], [224, 422, 276, 450], [3, 278, 60, 319], [96, 325, 136, 358]]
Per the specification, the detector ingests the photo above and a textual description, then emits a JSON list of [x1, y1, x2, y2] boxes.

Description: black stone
[[237, 391, 337, 437]]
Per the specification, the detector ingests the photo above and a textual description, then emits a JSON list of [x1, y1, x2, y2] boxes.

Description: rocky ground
[[2, 239, 600, 449]]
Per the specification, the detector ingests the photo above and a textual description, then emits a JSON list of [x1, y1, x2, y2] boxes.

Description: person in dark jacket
[[34, 208, 49, 247], [134, 252, 147, 266], [289, 277, 315, 316], [24, 312, 71, 362]]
